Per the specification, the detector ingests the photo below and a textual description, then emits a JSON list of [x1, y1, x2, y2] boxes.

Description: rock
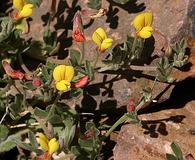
[[26, 1, 195, 106], [113, 103, 195, 160], [144, 0, 195, 44]]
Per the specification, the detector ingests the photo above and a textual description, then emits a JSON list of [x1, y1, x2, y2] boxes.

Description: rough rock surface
[[27, 0, 195, 106], [114, 101, 195, 160], [20, 0, 195, 159]]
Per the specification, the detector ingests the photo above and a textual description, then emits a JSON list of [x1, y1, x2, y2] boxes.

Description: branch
[[129, 65, 157, 71]]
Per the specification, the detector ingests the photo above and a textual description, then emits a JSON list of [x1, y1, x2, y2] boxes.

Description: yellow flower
[[13, 0, 34, 19], [53, 65, 75, 92], [92, 27, 113, 53], [39, 133, 59, 155], [133, 12, 153, 39]]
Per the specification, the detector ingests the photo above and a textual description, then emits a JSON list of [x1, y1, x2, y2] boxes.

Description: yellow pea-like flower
[[13, 0, 27, 11], [39, 133, 49, 151], [53, 65, 75, 92], [92, 27, 113, 53], [133, 12, 153, 39], [18, 4, 34, 18], [56, 80, 71, 92], [13, 0, 34, 19], [48, 138, 60, 155], [39, 133, 59, 155]]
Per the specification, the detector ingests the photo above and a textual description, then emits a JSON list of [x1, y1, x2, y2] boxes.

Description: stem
[[151, 76, 157, 91], [136, 100, 145, 112], [131, 36, 137, 55], [129, 65, 157, 71], [9, 122, 40, 129], [80, 42, 85, 64], [136, 77, 157, 112], [0, 83, 11, 96], [0, 105, 9, 124], [46, 92, 61, 119], [18, 52, 30, 73], [94, 50, 100, 68], [105, 114, 129, 137]]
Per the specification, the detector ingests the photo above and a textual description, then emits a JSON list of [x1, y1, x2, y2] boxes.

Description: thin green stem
[[131, 36, 138, 55], [46, 92, 62, 120], [105, 114, 129, 137], [136, 100, 145, 111], [0, 105, 9, 124], [80, 42, 85, 64], [151, 76, 157, 91], [17, 52, 30, 73], [94, 50, 100, 68]]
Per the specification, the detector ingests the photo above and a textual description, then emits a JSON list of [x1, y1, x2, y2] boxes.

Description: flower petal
[[53, 65, 66, 82], [53, 65, 74, 84], [48, 138, 59, 155], [100, 38, 113, 52], [39, 133, 49, 152], [56, 80, 71, 92], [64, 66, 75, 82], [144, 12, 153, 26], [92, 27, 107, 46], [18, 4, 33, 18], [133, 12, 145, 31], [138, 26, 153, 39], [13, 0, 27, 11]]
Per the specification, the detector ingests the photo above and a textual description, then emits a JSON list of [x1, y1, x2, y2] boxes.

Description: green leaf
[[64, 125, 76, 148], [78, 138, 94, 152], [112, 0, 130, 4], [9, 94, 24, 119], [70, 88, 83, 97], [34, 107, 47, 119], [49, 42, 60, 56], [15, 19, 29, 34], [166, 154, 178, 160], [87, 0, 102, 10], [28, 0, 42, 7], [46, 60, 56, 70], [85, 60, 94, 81], [171, 142, 183, 160], [69, 49, 81, 67], [0, 18, 14, 42], [85, 122, 95, 130], [28, 131, 38, 151], [0, 125, 9, 142], [48, 115, 62, 124], [71, 146, 81, 156], [42, 66, 50, 81], [12, 138, 34, 151], [157, 57, 173, 82], [23, 81, 37, 91], [0, 135, 17, 152]]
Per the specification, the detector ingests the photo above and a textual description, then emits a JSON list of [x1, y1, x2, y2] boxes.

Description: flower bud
[[72, 11, 85, 42], [2, 60, 24, 80], [74, 75, 89, 88], [127, 105, 136, 112], [32, 78, 42, 87]]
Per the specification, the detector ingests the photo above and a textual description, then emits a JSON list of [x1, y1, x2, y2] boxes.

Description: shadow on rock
[[145, 78, 195, 113], [142, 115, 186, 138], [107, 0, 146, 14]]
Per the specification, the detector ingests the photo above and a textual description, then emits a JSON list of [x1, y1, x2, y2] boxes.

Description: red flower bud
[[2, 60, 24, 80], [74, 75, 89, 88], [72, 11, 85, 42], [32, 78, 42, 87], [127, 105, 136, 112], [129, 98, 135, 103]]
